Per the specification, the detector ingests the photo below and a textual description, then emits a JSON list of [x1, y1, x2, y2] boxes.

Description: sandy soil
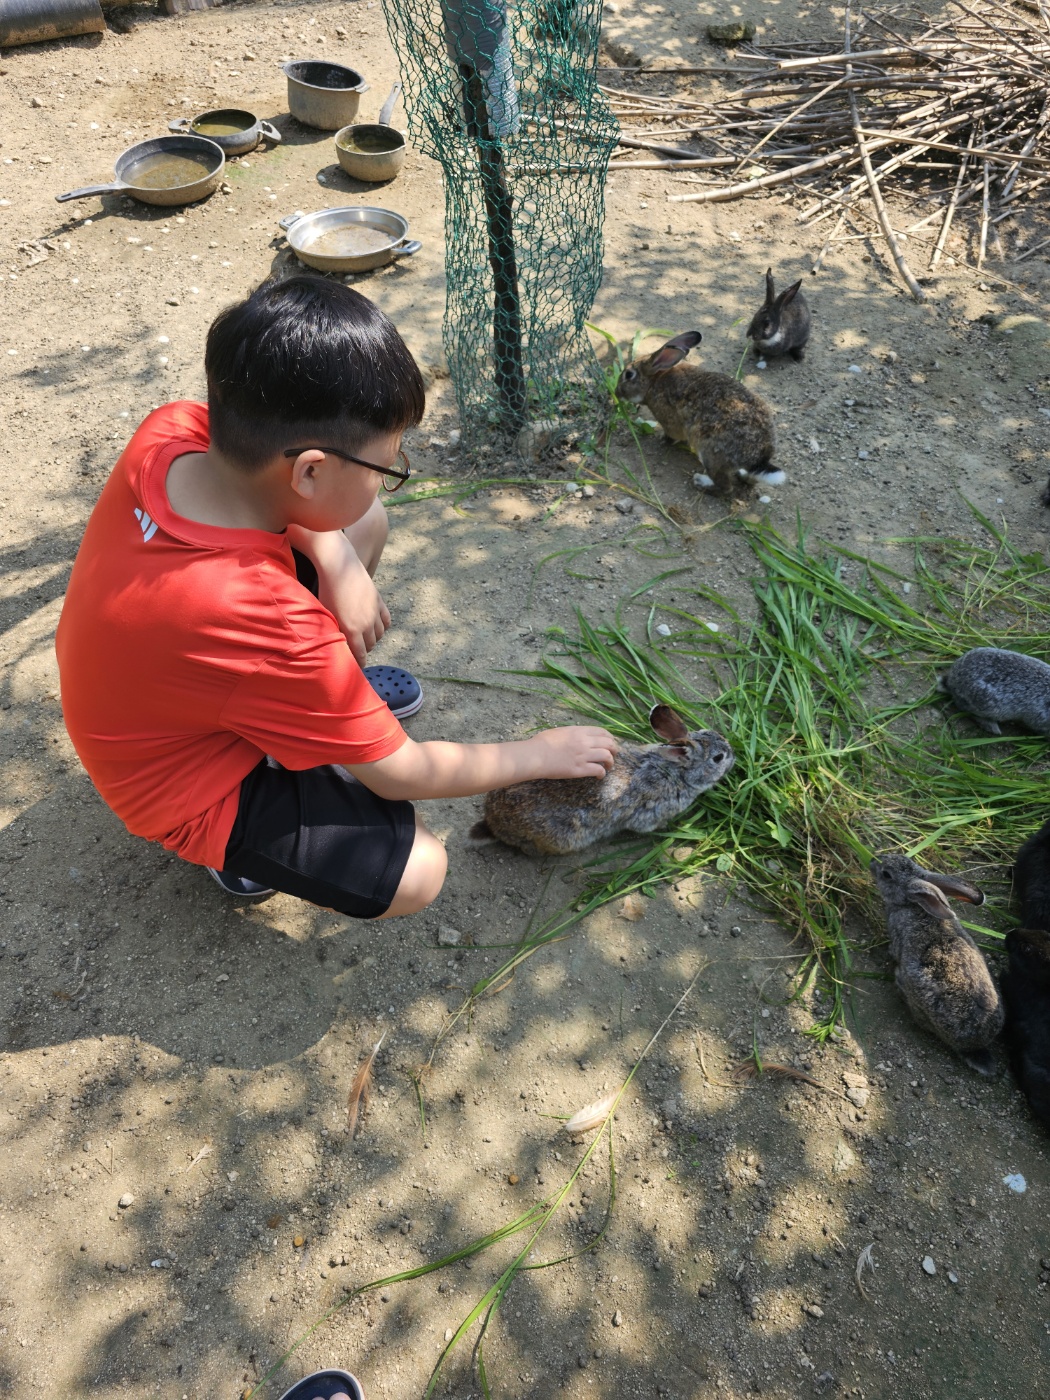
[[2, 3, 1050, 1398]]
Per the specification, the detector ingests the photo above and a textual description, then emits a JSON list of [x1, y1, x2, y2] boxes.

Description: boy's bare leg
[[344, 497, 388, 578], [376, 816, 448, 918]]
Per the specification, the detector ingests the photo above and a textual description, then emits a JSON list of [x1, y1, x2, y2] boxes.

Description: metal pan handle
[[259, 121, 283, 145], [278, 211, 305, 231], [168, 118, 192, 132], [55, 183, 125, 202], [390, 238, 422, 260], [378, 81, 403, 127]]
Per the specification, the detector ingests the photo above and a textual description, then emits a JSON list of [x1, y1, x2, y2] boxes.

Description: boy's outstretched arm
[[345, 727, 619, 801]]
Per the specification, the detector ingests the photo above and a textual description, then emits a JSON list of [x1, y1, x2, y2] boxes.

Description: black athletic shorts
[[219, 547, 416, 919], [222, 759, 416, 919]]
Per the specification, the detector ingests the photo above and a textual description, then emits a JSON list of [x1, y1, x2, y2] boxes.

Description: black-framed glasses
[[283, 445, 412, 492]]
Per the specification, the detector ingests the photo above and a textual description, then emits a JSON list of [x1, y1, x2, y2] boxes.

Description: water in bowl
[[193, 111, 255, 137], [124, 152, 218, 190]]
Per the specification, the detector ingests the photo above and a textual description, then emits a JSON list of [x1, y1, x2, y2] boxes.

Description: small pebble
[[756, 359, 767, 369], [293, 1235, 306, 1248], [758, 495, 771, 505], [902, 582, 911, 594], [380, 1289, 390, 1302], [948, 1271, 959, 1284], [848, 364, 862, 374], [444, 1328, 454, 1341], [922, 1255, 937, 1275], [30, 95, 44, 108], [507, 1173, 519, 1185], [655, 623, 672, 637], [804, 1304, 824, 1319], [1003, 1172, 1027, 1193], [614, 498, 634, 514], [118, 1193, 134, 1208], [857, 450, 869, 460], [612, 1310, 623, 1327]]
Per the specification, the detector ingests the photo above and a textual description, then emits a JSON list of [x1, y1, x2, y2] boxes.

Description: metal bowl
[[279, 206, 421, 273]]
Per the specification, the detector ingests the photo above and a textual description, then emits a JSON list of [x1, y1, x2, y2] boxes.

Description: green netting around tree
[[379, 0, 619, 443]]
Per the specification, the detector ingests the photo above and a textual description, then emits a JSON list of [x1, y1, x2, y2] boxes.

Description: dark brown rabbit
[[747, 268, 811, 362], [615, 332, 783, 495]]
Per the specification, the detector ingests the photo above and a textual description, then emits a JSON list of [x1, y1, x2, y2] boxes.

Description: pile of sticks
[[602, 1, 1050, 301]]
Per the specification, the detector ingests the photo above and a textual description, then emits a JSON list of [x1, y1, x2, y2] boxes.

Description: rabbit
[[869, 852, 1003, 1074], [614, 331, 784, 496], [468, 704, 734, 855], [1013, 817, 1050, 931], [747, 268, 811, 362], [1003, 819, 1050, 1125], [937, 646, 1050, 736], [1001, 926, 1050, 1129]]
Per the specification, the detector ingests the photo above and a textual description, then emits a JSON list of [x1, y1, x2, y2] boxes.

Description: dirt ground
[[2, 2, 1050, 1398]]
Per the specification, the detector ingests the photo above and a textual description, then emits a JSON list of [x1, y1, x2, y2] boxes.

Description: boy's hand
[[525, 726, 619, 780], [289, 526, 391, 665], [318, 558, 391, 666]]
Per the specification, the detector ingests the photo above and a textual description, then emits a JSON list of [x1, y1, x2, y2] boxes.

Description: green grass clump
[[514, 511, 1050, 1036]]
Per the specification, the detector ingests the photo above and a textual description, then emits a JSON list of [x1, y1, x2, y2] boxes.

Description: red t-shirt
[[55, 401, 406, 868]]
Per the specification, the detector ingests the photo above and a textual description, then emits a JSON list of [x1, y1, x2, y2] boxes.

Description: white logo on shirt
[[133, 507, 159, 543]]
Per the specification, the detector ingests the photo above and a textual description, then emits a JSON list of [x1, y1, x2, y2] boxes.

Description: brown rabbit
[[870, 853, 1003, 1075], [615, 331, 783, 495], [468, 705, 734, 855]]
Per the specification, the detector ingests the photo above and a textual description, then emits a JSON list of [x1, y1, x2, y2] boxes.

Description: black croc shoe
[[276, 1369, 365, 1400], [364, 665, 424, 719], [205, 867, 276, 900]]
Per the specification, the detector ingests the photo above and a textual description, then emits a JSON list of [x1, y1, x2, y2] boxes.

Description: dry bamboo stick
[[844, 4, 926, 301], [931, 129, 975, 266], [610, 157, 740, 171], [854, 128, 1050, 170], [977, 159, 991, 269], [812, 205, 851, 271], [667, 136, 895, 204], [1014, 234, 1050, 261]]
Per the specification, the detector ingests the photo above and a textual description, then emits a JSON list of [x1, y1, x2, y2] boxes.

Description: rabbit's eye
[[712, 750, 727, 762], [623, 368, 637, 381]]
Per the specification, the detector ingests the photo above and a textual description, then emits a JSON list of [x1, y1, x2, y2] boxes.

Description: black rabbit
[[1003, 820, 1050, 1127], [747, 268, 811, 362]]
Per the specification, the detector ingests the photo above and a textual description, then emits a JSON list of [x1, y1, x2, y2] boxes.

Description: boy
[[56, 277, 617, 920]]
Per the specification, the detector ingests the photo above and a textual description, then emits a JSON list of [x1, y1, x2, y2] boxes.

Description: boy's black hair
[[205, 275, 425, 470]]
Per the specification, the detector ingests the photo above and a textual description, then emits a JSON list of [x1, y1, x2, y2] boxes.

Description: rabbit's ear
[[650, 704, 690, 743], [907, 879, 956, 920], [649, 331, 702, 372], [776, 278, 803, 308], [913, 866, 985, 906], [764, 268, 775, 305]]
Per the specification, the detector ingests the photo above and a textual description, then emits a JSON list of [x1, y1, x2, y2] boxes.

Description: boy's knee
[[382, 825, 447, 917]]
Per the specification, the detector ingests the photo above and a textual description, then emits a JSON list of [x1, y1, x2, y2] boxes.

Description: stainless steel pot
[[168, 109, 281, 158], [279, 207, 421, 274], [55, 135, 225, 208], [283, 60, 369, 131], [335, 83, 407, 184]]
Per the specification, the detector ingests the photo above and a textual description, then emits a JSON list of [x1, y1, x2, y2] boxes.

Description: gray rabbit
[[614, 331, 783, 495], [747, 268, 811, 362], [937, 646, 1050, 735], [469, 705, 734, 855], [870, 852, 1002, 1074]]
